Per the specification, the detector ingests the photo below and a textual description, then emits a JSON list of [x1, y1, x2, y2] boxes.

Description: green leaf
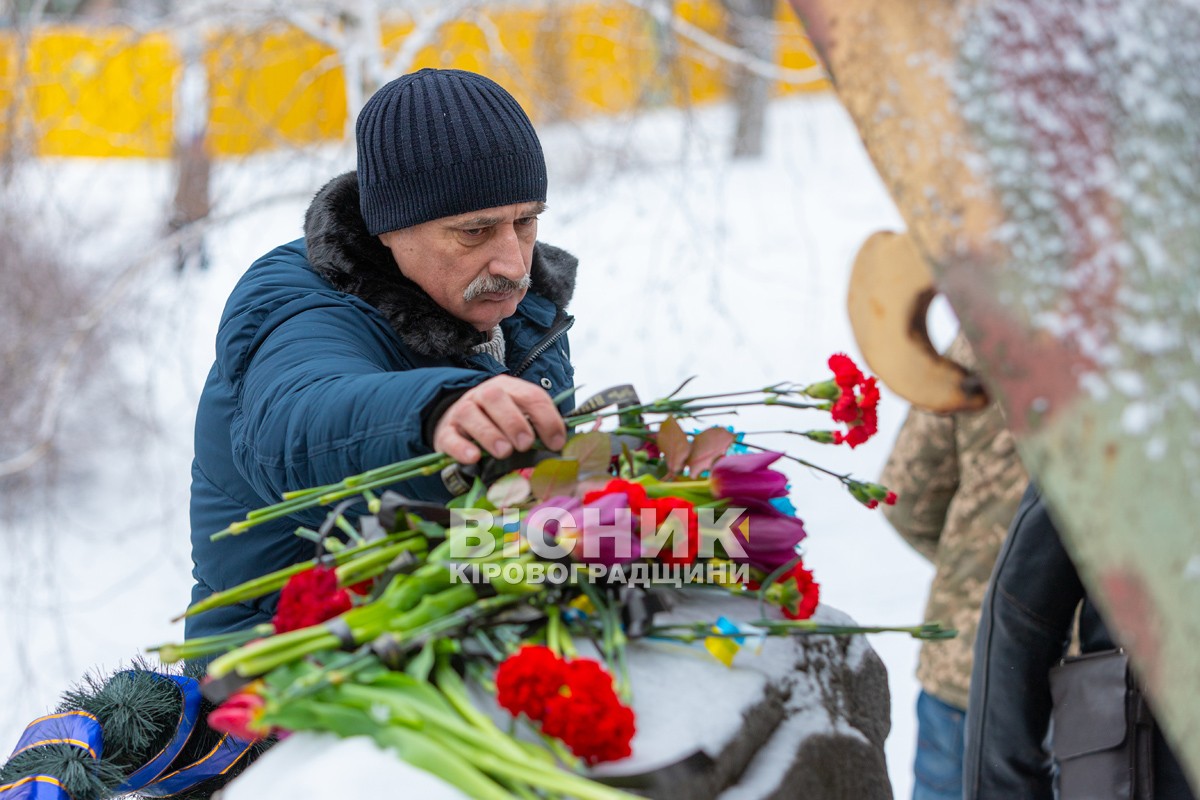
[[687, 427, 737, 475], [562, 431, 613, 476], [464, 477, 487, 507], [486, 473, 532, 507], [447, 478, 486, 510], [529, 458, 579, 500], [656, 416, 691, 477], [406, 640, 436, 682]]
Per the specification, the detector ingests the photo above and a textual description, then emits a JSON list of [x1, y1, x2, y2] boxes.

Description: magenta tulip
[[710, 452, 789, 501], [727, 499, 807, 573]]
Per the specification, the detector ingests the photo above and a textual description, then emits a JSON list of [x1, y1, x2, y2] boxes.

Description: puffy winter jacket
[[187, 172, 577, 639]]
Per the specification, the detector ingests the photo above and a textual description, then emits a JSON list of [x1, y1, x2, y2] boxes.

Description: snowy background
[[0, 93, 953, 798]]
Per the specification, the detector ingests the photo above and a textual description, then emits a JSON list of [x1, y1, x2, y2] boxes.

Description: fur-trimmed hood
[[303, 171, 578, 358]]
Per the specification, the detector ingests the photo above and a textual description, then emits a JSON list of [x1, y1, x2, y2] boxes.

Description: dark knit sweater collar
[[303, 171, 577, 358]]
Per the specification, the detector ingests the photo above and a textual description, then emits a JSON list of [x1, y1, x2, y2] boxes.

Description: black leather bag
[[1049, 649, 1155, 800]]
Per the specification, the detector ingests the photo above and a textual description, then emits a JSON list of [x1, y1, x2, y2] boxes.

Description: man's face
[[379, 201, 544, 332]]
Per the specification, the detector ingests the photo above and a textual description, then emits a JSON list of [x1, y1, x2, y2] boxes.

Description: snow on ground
[[0, 93, 953, 798]]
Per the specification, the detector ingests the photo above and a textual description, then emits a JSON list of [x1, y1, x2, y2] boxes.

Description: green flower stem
[[733, 439, 855, 483], [642, 479, 712, 496], [313, 460, 451, 505], [175, 533, 424, 620], [434, 661, 536, 765], [563, 394, 828, 430], [333, 538, 429, 587], [536, 730, 581, 771], [274, 651, 383, 704], [210, 582, 484, 679], [209, 626, 335, 680], [268, 698, 517, 800], [344, 452, 450, 486], [664, 387, 789, 404], [211, 453, 453, 540], [578, 585, 632, 699], [374, 724, 518, 800], [646, 620, 957, 641], [281, 453, 451, 501], [280, 483, 340, 501], [370, 595, 524, 659], [431, 728, 637, 800], [717, 399, 829, 411], [614, 625, 631, 702], [333, 515, 362, 543], [149, 624, 274, 664], [600, 595, 631, 701], [342, 684, 636, 800], [546, 606, 573, 658], [501, 781, 541, 800]]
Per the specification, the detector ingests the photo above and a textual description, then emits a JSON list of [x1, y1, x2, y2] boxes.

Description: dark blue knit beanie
[[355, 68, 548, 235]]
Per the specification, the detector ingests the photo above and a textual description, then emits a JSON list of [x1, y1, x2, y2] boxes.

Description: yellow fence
[[0, 1, 826, 158]]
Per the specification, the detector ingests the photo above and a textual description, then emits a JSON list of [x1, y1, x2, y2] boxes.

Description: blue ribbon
[[114, 673, 203, 795], [1, 672, 244, 800], [139, 734, 257, 798], [8, 709, 104, 763], [714, 615, 747, 644], [0, 775, 74, 800]]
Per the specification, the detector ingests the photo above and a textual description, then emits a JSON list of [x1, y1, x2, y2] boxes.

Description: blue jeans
[[913, 690, 966, 800]]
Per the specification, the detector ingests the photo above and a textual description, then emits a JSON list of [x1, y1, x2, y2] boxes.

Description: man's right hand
[[432, 375, 567, 464]]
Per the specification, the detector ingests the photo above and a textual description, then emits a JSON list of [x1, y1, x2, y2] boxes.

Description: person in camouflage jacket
[[879, 332, 1028, 800]]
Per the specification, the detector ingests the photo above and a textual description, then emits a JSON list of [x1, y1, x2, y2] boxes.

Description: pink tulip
[[207, 691, 266, 741]]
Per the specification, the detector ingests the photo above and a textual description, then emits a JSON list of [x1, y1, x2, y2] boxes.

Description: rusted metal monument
[[789, 0, 1200, 788]]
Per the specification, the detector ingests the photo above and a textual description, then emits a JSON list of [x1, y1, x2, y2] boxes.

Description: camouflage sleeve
[[880, 405, 960, 562]]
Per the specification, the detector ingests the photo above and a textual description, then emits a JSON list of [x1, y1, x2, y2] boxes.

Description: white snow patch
[[1121, 402, 1153, 435]]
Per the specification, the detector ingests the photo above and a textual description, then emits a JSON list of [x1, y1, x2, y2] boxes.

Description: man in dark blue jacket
[[187, 68, 577, 639]]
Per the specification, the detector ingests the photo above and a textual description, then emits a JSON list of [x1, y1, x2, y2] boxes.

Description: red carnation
[[780, 561, 821, 620], [826, 356, 880, 449], [649, 496, 700, 566], [272, 566, 353, 633], [583, 478, 649, 512], [495, 649, 636, 765], [828, 353, 864, 390], [541, 660, 636, 765], [495, 645, 568, 722], [543, 692, 636, 765], [830, 394, 860, 423]]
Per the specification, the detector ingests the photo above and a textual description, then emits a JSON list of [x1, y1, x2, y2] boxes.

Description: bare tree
[[722, 0, 775, 157]]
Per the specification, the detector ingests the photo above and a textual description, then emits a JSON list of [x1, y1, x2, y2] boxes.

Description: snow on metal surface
[[955, 0, 1200, 453]]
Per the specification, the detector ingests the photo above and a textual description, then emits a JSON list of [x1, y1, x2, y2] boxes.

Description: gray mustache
[[463, 272, 532, 302]]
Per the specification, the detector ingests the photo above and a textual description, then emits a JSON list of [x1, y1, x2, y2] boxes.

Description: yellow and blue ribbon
[[114, 673, 203, 794], [140, 734, 257, 798], [2, 671, 256, 800], [0, 775, 73, 800], [1, 710, 102, 800]]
